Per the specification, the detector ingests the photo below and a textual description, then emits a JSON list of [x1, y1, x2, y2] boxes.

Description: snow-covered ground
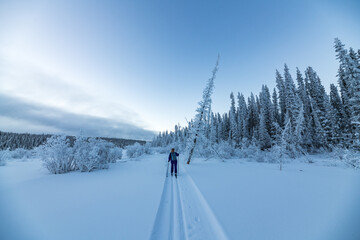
[[1, 154, 360, 240]]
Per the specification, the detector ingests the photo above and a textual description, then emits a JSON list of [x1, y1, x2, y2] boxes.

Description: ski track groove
[[150, 162, 228, 240], [169, 177, 175, 239]]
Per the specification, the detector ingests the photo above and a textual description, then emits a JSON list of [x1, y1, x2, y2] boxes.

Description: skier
[[168, 148, 179, 177]]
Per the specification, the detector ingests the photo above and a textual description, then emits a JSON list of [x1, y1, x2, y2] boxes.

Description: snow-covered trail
[[150, 171, 186, 240], [150, 163, 228, 240]]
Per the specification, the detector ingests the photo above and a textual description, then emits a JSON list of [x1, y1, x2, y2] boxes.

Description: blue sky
[[0, 0, 359, 140]]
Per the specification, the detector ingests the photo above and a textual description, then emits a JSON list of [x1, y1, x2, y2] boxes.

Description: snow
[[0, 156, 164, 240], [185, 159, 360, 240], [150, 164, 228, 240], [1, 154, 360, 240]]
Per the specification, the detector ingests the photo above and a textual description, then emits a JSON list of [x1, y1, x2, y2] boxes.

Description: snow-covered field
[[1, 154, 360, 240]]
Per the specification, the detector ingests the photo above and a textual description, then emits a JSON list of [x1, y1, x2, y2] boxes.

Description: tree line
[[152, 39, 360, 158], [0, 130, 146, 150]]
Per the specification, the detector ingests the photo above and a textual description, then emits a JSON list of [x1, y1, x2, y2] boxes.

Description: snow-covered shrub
[[344, 151, 360, 168], [172, 141, 187, 153], [332, 147, 360, 168], [125, 142, 144, 158], [10, 148, 32, 159], [236, 142, 260, 159], [151, 146, 168, 154], [108, 147, 123, 163], [267, 145, 282, 163], [0, 149, 8, 166], [73, 136, 112, 172], [197, 145, 214, 158], [96, 139, 117, 164], [304, 154, 314, 164], [330, 146, 347, 160], [214, 142, 235, 159], [143, 142, 153, 155], [254, 151, 266, 162], [38, 135, 75, 174]]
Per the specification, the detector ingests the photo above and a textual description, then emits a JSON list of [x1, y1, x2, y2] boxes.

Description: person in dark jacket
[[168, 148, 179, 177]]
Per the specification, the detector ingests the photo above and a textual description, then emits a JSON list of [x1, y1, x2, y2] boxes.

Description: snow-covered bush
[[330, 146, 347, 160], [254, 151, 266, 163], [125, 142, 145, 158], [197, 145, 214, 158], [236, 142, 260, 159], [96, 139, 118, 164], [214, 142, 235, 159], [143, 142, 153, 155], [37, 135, 75, 174], [0, 149, 8, 166], [152, 142, 186, 155], [344, 151, 360, 169], [73, 136, 113, 172], [266, 145, 282, 163], [172, 141, 186, 153], [331, 147, 360, 168], [108, 147, 123, 163], [151, 146, 168, 154], [38, 134, 120, 174], [9, 148, 32, 159]]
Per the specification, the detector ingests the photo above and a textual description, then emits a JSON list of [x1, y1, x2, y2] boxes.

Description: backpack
[[171, 152, 177, 161]]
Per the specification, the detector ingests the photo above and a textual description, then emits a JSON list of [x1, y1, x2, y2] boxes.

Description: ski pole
[[166, 160, 169, 177]]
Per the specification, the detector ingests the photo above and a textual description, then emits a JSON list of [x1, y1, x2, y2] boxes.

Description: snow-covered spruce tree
[[334, 41, 353, 126], [247, 93, 259, 143], [284, 64, 301, 130], [223, 112, 230, 142], [259, 109, 271, 150], [38, 135, 75, 174], [229, 92, 239, 147], [258, 85, 273, 149], [216, 113, 224, 142], [294, 103, 306, 152], [308, 96, 327, 149], [187, 55, 219, 164], [329, 84, 346, 145], [272, 88, 280, 129], [276, 70, 286, 127], [295, 69, 312, 149], [347, 48, 360, 150], [237, 92, 249, 146], [280, 114, 297, 159], [296, 68, 306, 103], [305, 67, 332, 148], [279, 118, 292, 170], [334, 38, 360, 149], [263, 85, 274, 137], [336, 66, 352, 142]]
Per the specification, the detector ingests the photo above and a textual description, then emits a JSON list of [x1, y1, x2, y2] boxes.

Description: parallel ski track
[[150, 162, 228, 240]]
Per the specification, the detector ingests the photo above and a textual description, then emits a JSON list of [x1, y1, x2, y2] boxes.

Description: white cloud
[[0, 92, 155, 140], [0, 54, 156, 140]]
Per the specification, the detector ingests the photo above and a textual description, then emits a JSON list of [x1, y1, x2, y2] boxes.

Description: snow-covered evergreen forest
[[152, 39, 360, 160], [0, 130, 145, 150]]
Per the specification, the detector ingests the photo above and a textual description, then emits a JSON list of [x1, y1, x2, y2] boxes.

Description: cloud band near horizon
[[0, 93, 156, 141]]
